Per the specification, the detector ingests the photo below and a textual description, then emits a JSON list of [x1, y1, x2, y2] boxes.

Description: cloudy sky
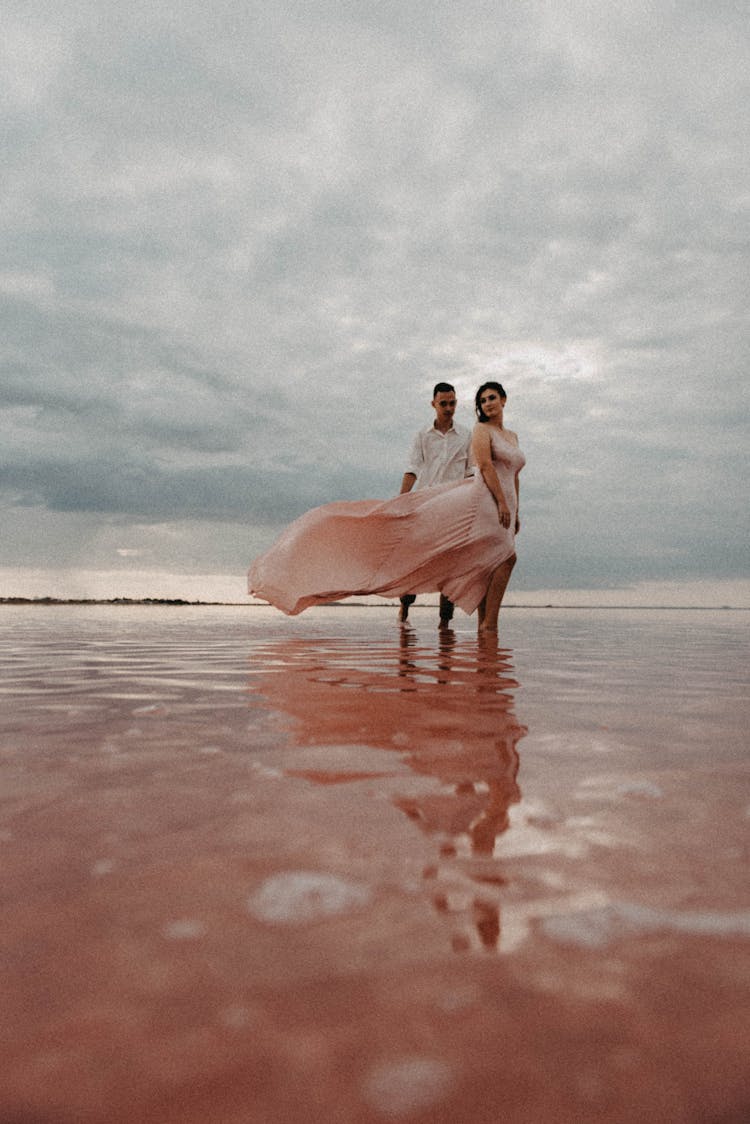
[[2, 0, 748, 605]]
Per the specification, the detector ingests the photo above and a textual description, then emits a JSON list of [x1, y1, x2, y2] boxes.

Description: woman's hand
[[515, 515, 521, 534], [498, 506, 511, 528]]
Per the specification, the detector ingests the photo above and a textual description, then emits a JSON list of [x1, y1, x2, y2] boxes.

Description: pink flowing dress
[[248, 429, 525, 616]]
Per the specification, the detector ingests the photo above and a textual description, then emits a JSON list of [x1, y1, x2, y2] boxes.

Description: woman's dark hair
[[475, 381, 507, 422]]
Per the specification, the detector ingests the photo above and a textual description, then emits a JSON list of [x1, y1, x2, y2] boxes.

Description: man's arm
[[400, 431, 423, 494]]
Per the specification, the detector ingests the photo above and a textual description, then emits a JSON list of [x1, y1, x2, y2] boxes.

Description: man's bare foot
[[398, 603, 409, 623]]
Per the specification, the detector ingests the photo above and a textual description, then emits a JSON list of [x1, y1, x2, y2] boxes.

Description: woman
[[248, 381, 524, 631], [470, 381, 523, 632]]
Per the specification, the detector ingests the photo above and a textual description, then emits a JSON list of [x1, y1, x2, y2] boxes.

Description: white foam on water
[[542, 901, 750, 948], [91, 859, 114, 877], [615, 780, 664, 799], [162, 919, 208, 940], [247, 870, 371, 924], [362, 1055, 454, 1117]]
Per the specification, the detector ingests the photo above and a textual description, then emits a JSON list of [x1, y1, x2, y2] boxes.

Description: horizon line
[[0, 597, 747, 611]]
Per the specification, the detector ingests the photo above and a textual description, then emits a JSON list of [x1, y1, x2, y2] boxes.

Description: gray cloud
[[1, 0, 748, 596], [2, 452, 391, 522]]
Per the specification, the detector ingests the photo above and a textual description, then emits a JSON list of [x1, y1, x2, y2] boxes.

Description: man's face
[[432, 391, 457, 426]]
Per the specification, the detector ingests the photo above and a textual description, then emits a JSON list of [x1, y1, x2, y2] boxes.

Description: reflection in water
[[248, 628, 527, 953]]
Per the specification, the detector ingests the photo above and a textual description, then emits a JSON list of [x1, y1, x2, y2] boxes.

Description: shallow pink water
[[1, 605, 748, 1122]]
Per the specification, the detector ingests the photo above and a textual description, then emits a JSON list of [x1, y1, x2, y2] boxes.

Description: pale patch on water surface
[[247, 871, 372, 924], [542, 902, 750, 948], [362, 1055, 455, 1117]]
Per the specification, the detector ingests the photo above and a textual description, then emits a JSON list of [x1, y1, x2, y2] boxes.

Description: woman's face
[[479, 389, 506, 420]]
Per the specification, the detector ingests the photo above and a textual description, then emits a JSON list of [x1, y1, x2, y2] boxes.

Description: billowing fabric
[[248, 430, 525, 616]]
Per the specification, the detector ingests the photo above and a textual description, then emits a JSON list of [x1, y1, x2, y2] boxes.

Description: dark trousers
[[400, 593, 454, 621]]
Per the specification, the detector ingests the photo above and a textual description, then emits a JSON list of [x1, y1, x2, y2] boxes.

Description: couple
[[248, 381, 524, 634]]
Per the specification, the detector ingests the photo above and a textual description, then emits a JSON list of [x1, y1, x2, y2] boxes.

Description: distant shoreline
[[0, 598, 746, 611]]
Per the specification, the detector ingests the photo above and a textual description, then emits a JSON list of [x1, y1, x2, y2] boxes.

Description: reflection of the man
[[249, 627, 527, 952]]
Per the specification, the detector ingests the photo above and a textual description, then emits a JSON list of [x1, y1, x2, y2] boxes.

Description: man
[[398, 382, 472, 626]]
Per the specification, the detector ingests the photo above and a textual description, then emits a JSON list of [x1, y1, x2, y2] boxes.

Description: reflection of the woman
[[248, 627, 527, 952]]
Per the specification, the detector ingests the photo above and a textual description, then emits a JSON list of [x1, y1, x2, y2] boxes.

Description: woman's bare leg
[[478, 554, 516, 633]]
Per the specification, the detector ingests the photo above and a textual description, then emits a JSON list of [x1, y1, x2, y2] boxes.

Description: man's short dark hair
[[433, 382, 455, 397]]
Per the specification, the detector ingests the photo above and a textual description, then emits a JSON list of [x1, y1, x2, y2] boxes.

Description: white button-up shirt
[[405, 422, 472, 490]]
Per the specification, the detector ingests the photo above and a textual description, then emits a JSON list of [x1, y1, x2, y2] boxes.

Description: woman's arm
[[514, 471, 521, 534], [471, 424, 511, 528]]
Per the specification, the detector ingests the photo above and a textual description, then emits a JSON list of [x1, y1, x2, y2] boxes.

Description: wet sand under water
[[0, 604, 748, 1123]]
